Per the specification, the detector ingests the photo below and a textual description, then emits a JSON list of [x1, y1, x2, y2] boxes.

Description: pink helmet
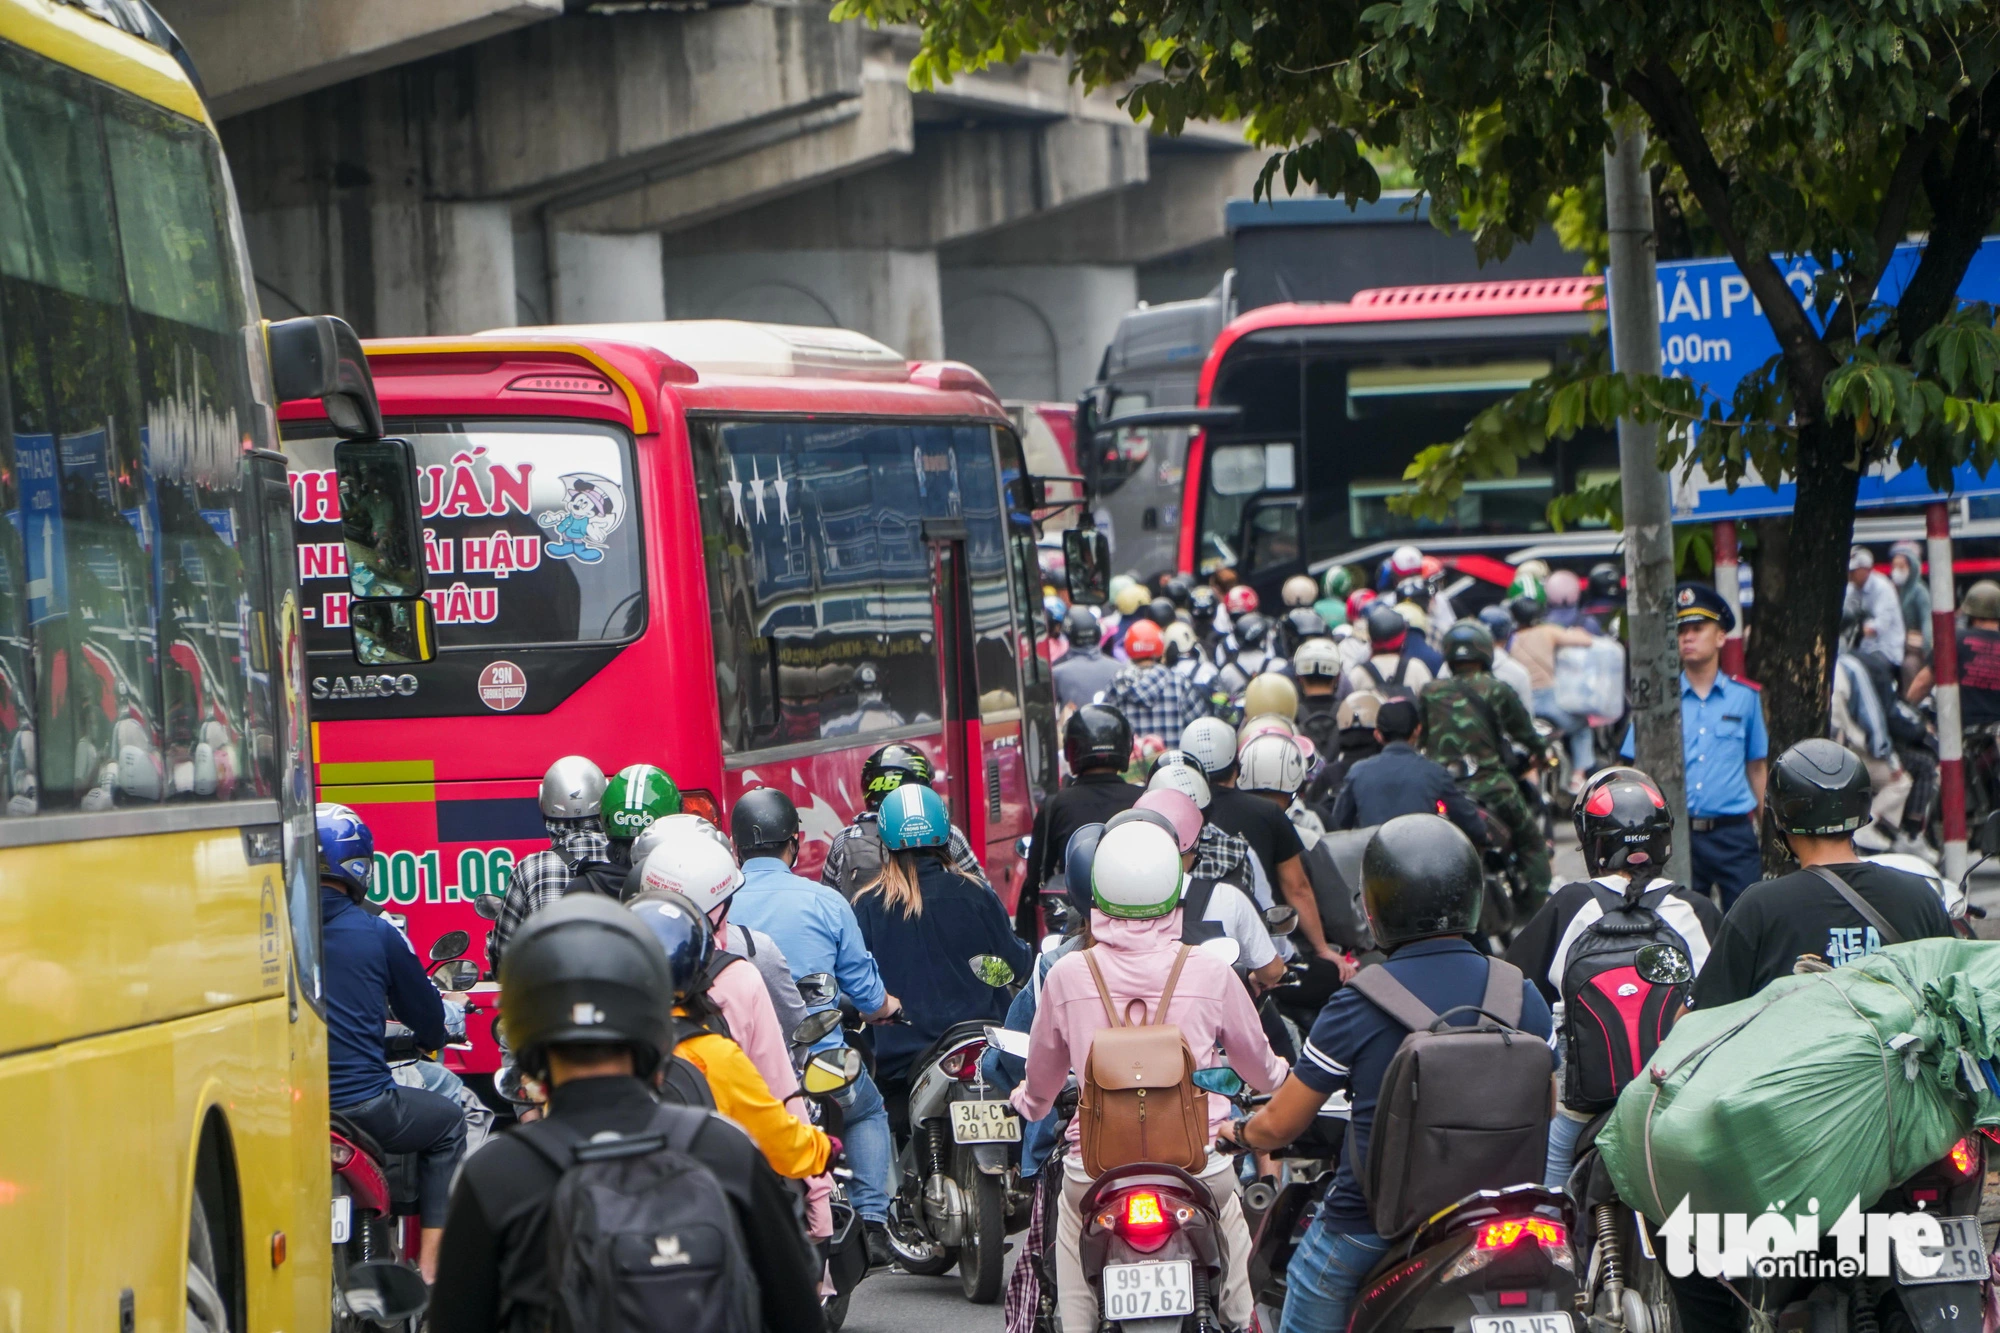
[[1133, 788, 1202, 854]]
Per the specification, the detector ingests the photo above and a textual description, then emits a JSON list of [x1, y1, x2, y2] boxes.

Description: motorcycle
[[1347, 1184, 1581, 1333], [787, 1005, 872, 1333]]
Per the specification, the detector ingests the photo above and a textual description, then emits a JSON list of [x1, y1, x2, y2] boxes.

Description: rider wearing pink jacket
[[1010, 814, 1289, 1331]]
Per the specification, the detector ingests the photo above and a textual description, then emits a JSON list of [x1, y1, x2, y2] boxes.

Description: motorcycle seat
[[331, 1111, 390, 1167], [909, 1018, 999, 1077]]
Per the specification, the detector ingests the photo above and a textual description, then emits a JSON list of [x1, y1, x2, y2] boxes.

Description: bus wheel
[[187, 1200, 231, 1333]]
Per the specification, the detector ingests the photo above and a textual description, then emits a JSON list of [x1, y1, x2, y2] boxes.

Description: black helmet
[[1394, 575, 1431, 605], [1440, 621, 1495, 668], [498, 894, 676, 1077], [1362, 814, 1483, 948], [1588, 562, 1622, 600], [1573, 769, 1674, 876], [1188, 586, 1219, 624], [1769, 739, 1871, 837], [861, 742, 933, 810], [731, 786, 801, 854], [1285, 608, 1328, 640], [1064, 704, 1133, 772], [1165, 574, 1195, 608], [1234, 612, 1272, 650], [1507, 596, 1545, 627], [1364, 603, 1408, 647], [1147, 596, 1177, 627], [1065, 606, 1102, 648]]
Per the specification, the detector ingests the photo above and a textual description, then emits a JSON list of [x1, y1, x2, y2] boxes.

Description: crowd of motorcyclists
[[314, 538, 1999, 1333]]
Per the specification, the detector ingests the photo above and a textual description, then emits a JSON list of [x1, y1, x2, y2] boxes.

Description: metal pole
[[1713, 520, 1745, 677], [1605, 114, 1691, 886], [1929, 502, 1967, 882]]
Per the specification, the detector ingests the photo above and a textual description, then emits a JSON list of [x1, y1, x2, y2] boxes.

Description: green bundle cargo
[[1599, 939, 2000, 1224]]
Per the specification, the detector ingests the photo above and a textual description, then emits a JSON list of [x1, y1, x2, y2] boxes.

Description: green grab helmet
[[1506, 571, 1547, 605], [601, 763, 681, 841]]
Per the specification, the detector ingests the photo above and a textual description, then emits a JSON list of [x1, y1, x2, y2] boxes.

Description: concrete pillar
[[660, 249, 943, 359], [941, 264, 1137, 401], [553, 233, 667, 323]]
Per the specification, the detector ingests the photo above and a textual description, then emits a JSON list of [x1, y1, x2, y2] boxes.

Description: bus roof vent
[[483, 321, 911, 382], [1348, 276, 1604, 309]]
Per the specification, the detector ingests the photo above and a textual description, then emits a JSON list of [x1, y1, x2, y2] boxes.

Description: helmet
[[1769, 739, 1872, 836], [1507, 570, 1547, 604], [316, 802, 374, 897], [1108, 573, 1139, 603], [1165, 574, 1195, 608], [1125, 619, 1167, 660], [1516, 558, 1551, 584], [1547, 570, 1582, 605], [1164, 621, 1198, 654], [1322, 565, 1353, 599], [1573, 769, 1674, 876], [1188, 586, 1219, 622], [1234, 612, 1272, 650], [1394, 576, 1430, 606], [1065, 704, 1134, 771], [1090, 820, 1186, 919], [1240, 714, 1297, 743], [1387, 545, 1424, 579], [540, 755, 607, 820], [1507, 596, 1545, 627], [1397, 602, 1431, 636], [1224, 585, 1260, 615], [1294, 638, 1342, 679], [731, 786, 801, 854], [1065, 607, 1102, 647], [1440, 621, 1495, 668], [602, 764, 680, 841], [1113, 582, 1148, 616], [1362, 814, 1482, 948], [1282, 574, 1319, 608], [1588, 563, 1622, 600], [638, 824, 745, 916], [1243, 672, 1299, 721], [1966, 580, 2000, 621], [1133, 789, 1203, 853], [629, 811, 725, 875], [1336, 692, 1382, 732], [1147, 760, 1211, 810], [1146, 596, 1177, 627], [1285, 608, 1328, 641], [1477, 604, 1516, 639], [861, 742, 934, 810], [499, 894, 676, 1075], [1062, 823, 1107, 920], [1178, 717, 1239, 777], [1346, 588, 1378, 621], [1364, 604, 1408, 649], [880, 783, 951, 850], [1238, 732, 1306, 795], [627, 891, 714, 1002]]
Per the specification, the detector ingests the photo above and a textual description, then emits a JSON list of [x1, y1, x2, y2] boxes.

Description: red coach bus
[[1176, 277, 1619, 601], [281, 322, 1059, 1070]]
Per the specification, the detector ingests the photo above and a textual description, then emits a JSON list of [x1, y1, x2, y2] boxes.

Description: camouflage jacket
[[1421, 670, 1541, 784]]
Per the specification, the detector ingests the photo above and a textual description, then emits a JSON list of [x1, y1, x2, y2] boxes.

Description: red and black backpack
[[1558, 884, 1693, 1113]]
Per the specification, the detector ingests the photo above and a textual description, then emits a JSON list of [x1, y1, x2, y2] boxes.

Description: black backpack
[[518, 1104, 758, 1333], [1178, 877, 1226, 945], [1557, 883, 1694, 1114], [564, 859, 629, 901], [1360, 654, 1419, 702], [834, 822, 887, 902]]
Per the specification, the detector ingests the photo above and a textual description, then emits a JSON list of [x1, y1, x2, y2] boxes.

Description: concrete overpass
[[154, 0, 1274, 399]]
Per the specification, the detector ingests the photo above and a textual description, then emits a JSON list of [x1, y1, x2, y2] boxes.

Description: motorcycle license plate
[[1471, 1315, 1574, 1333], [949, 1100, 1020, 1143], [1894, 1215, 1991, 1285], [1103, 1260, 1194, 1321], [330, 1195, 352, 1245]]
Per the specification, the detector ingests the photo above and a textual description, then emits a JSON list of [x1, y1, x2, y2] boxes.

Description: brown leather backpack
[[1078, 945, 1209, 1176]]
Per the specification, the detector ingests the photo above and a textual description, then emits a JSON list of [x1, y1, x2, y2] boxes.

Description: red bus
[[281, 321, 1060, 1072], [1176, 277, 1618, 601]]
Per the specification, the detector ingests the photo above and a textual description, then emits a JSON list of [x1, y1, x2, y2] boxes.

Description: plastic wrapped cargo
[[1553, 638, 1625, 720], [1599, 939, 2000, 1223]]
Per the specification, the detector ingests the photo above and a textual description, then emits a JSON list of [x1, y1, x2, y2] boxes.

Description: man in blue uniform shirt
[[1623, 583, 1768, 908]]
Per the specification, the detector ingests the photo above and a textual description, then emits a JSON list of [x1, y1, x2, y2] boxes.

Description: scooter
[[1346, 1183, 1580, 1333], [787, 1003, 872, 1333]]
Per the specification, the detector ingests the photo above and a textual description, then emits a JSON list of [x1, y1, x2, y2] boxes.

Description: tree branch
[[1898, 75, 2000, 344], [1830, 119, 1948, 343]]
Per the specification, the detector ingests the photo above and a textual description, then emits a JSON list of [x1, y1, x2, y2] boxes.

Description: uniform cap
[[1673, 582, 1736, 632]]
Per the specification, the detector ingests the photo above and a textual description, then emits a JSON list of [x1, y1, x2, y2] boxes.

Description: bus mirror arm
[[267, 316, 384, 440]]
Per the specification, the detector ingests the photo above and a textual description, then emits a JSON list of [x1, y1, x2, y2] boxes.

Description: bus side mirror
[[1064, 527, 1110, 606], [349, 596, 437, 666], [268, 315, 383, 440], [334, 437, 428, 600]]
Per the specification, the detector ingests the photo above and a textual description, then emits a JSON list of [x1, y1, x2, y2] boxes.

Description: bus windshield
[[288, 420, 645, 653]]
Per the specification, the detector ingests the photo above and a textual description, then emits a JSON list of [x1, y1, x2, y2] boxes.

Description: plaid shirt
[[1191, 824, 1253, 885], [489, 820, 611, 972], [1104, 663, 1209, 742], [821, 815, 989, 897]]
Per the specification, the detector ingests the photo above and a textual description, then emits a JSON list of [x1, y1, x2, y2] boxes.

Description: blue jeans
[[1533, 687, 1596, 773], [1546, 1113, 1587, 1189], [1280, 1215, 1389, 1333], [834, 1065, 893, 1224]]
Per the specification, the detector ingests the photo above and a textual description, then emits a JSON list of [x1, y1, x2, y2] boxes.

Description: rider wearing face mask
[[1010, 819, 1289, 1332]]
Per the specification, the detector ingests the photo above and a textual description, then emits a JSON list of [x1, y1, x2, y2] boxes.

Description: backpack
[[656, 1054, 717, 1110], [1347, 957, 1552, 1239], [518, 1103, 758, 1333], [835, 822, 888, 902], [1178, 878, 1226, 946], [1557, 883, 1695, 1113], [1360, 654, 1419, 702], [564, 859, 628, 901], [1077, 945, 1209, 1177]]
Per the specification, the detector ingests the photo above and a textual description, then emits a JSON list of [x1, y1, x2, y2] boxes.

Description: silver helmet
[[539, 755, 607, 819]]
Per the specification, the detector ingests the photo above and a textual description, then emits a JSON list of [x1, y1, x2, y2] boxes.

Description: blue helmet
[[627, 891, 712, 1001], [316, 802, 374, 897], [879, 783, 950, 851], [1062, 822, 1107, 919]]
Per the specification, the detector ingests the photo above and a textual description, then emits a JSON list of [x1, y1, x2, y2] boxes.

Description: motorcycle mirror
[[341, 1260, 431, 1324], [1191, 1066, 1246, 1097], [1016, 834, 1033, 860], [1262, 905, 1299, 935], [471, 894, 502, 921], [791, 1009, 842, 1047], [982, 1024, 1032, 1059], [1633, 943, 1693, 986], [802, 1046, 863, 1095], [796, 972, 839, 1007], [1043, 898, 1075, 935], [436, 959, 479, 992], [969, 954, 1016, 988], [429, 930, 470, 962], [1980, 809, 2000, 858], [1196, 936, 1242, 968]]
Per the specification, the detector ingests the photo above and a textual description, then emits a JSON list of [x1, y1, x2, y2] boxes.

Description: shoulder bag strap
[[654, 1102, 707, 1157], [1481, 957, 1526, 1027], [1154, 945, 1193, 1025], [1345, 964, 1442, 1033], [1363, 660, 1386, 687], [512, 1115, 587, 1175], [1395, 652, 1415, 685], [1806, 865, 1903, 946], [1083, 948, 1124, 1028]]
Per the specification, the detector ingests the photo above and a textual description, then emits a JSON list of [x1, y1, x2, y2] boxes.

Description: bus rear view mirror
[[349, 597, 437, 666], [335, 437, 428, 599], [1064, 527, 1110, 606], [268, 315, 383, 440]]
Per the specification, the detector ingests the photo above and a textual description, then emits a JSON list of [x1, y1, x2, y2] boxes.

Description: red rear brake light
[[681, 789, 721, 825], [1949, 1137, 1980, 1179], [939, 1040, 985, 1080], [1116, 1189, 1176, 1252], [1477, 1218, 1566, 1252]]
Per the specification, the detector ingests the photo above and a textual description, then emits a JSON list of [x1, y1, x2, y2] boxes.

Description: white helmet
[[638, 826, 744, 917], [1179, 717, 1239, 777], [1389, 545, 1424, 577], [540, 755, 607, 819], [1238, 732, 1307, 795], [1147, 761, 1212, 810], [1282, 574, 1320, 608], [1164, 620, 1198, 653], [1294, 638, 1343, 678], [630, 812, 724, 871], [1090, 820, 1186, 920], [1240, 714, 1297, 745]]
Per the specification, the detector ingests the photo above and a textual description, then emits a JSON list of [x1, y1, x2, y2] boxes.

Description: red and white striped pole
[[1929, 502, 1967, 882], [1713, 520, 1746, 676]]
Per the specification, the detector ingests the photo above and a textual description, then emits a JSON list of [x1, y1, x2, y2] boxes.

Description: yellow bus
[[0, 4, 424, 1329]]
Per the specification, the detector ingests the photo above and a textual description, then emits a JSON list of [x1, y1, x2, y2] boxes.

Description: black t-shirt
[[1207, 784, 1306, 884], [1690, 861, 1954, 1009], [1019, 771, 1144, 931], [1960, 628, 2000, 727]]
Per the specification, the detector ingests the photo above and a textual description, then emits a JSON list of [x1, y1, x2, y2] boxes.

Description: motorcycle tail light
[[330, 1140, 355, 1168], [939, 1040, 985, 1080], [1477, 1218, 1566, 1252], [1116, 1190, 1176, 1253], [1948, 1137, 1980, 1180]]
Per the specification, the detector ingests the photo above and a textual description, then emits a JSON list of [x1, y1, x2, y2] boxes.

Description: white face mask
[[1890, 562, 1912, 587]]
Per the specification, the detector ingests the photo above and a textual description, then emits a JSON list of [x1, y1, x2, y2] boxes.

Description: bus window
[[1199, 441, 1296, 573]]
